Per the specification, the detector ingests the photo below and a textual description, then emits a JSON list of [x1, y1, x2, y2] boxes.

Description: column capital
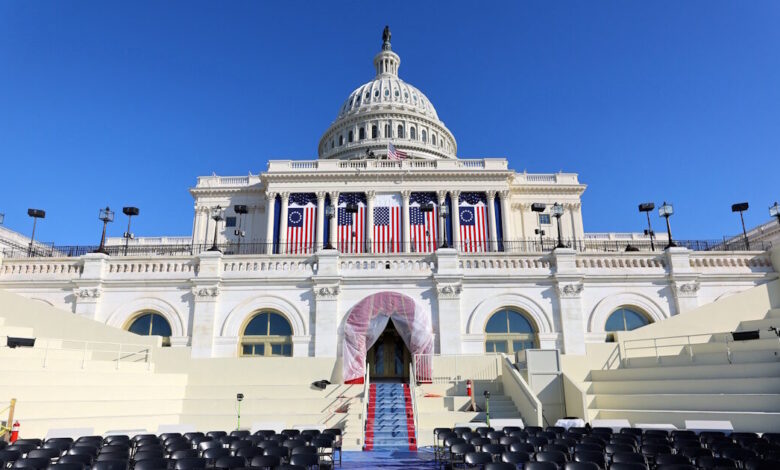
[[401, 190, 412, 200], [265, 191, 277, 201], [498, 189, 510, 199], [365, 190, 376, 202], [450, 190, 461, 201], [486, 190, 497, 201], [329, 191, 340, 201], [316, 191, 327, 201], [279, 191, 291, 200], [437, 190, 448, 204]]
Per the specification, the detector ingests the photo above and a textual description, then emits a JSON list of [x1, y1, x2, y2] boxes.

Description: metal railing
[[413, 353, 501, 385], [1, 337, 154, 370], [618, 331, 778, 366], [409, 361, 419, 446], [1, 237, 771, 259], [360, 362, 370, 449]]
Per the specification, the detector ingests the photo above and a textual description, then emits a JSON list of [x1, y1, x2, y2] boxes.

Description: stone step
[[588, 376, 780, 395], [591, 361, 780, 381], [593, 409, 780, 434], [592, 393, 780, 413]]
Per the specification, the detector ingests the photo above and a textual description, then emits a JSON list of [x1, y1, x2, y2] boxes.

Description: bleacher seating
[[0, 429, 342, 470], [431, 425, 780, 469]]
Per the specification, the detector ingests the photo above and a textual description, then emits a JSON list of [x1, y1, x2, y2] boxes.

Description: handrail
[[620, 331, 779, 365], [409, 361, 419, 447], [499, 355, 543, 426], [1, 336, 154, 370], [360, 361, 370, 449]]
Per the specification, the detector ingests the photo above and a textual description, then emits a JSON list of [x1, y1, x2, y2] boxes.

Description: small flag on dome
[[387, 142, 408, 160]]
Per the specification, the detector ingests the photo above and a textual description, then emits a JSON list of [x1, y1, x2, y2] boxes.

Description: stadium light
[[731, 202, 750, 250], [551, 203, 565, 249], [638, 202, 656, 251], [122, 207, 139, 256], [234, 205, 248, 254], [208, 206, 225, 253], [27, 208, 46, 257], [94, 206, 115, 255], [770, 202, 780, 224], [658, 202, 676, 249], [439, 204, 449, 248], [324, 205, 335, 250]]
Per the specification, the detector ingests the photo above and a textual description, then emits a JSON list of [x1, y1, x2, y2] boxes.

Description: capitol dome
[[318, 27, 457, 160]]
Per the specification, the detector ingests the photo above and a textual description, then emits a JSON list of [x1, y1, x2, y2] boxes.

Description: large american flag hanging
[[409, 192, 438, 253], [459, 192, 488, 252], [338, 193, 366, 253], [373, 193, 401, 253], [286, 193, 317, 254]]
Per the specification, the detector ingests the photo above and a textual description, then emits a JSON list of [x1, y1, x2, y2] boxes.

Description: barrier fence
[[412, 353, 501, 385]]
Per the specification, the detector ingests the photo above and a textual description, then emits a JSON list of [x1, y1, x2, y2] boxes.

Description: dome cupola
[[318, 26, 457, 160]]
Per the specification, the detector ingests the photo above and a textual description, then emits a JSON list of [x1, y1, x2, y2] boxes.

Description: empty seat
[[159, 434, 182, 442], [609, 464, 648, 470], [574, 450, 604, 467], [655, 465, 695, 470], [213, 456, 245, 469], [612, 452, 646, 465], [464, 452, 492, 466], [89, 461, 127, 470], [8, 444, 38, 455], [201, 448, 230, 462], [280, 430, 300, 438], [46, 464, 85, 470], [720, 447, 757, 463], [481, 444, 504, 459], [522, 463, 558, 470], [509, 442, 535, 454], [133, 450, 164, 462], [288, 453, 317, 469], [233, 447, 262, 460], [501, 451, 531, 465], [534, 450, 567, 466], [485, 463, 516, 470], [16, 440, 43, 448], [68, 448, 98, 459], [27, 449, 61, 461], [449, 443, 475, 467], [196, 440, 221, 452], [131, 458, 168, 470], [745, 461, 780, 470], [172, 458, 206, 470], [655, 454, 691, 466], [249, 455, 281, 469], [58, 455, 92, 467], [170, 450, 198, 460], [696, 456, 737, 469], [13, 458, 51, 470], [262, 447, 288, 460], [564, 463, 599, 470]]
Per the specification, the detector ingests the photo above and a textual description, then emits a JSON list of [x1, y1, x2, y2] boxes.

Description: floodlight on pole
[[27, 209, 46, 257], [233, 205, 248, 254], [731, 202, 750, 250], [658, 202, 676, 249], [531, 203, 546, 251], [551, 203, 565, 249], [122, 207, 139, 256], [94, 206, 115, 255], [638, 202, 656, 251], [208, 206, 225, 252]]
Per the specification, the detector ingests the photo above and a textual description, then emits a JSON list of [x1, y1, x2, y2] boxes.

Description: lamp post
[[531, 203, 546, 251], [551, 203, 565, 249], [420, 203, 434, 251], [208, 206, 225, 252], [27, 209, 46, 257], [233, 205, 248, 254], [94, 206, 115, 254], [122, 207, 139, 256], [324, 205, 335, 250], [638, 202, 656, 251], [770, 202, 780, 225], [658, 201, 676, 249], [731, 202, 750, 250], [439, 204, 449, 248], [345, 202, 358, 251], [236, 393, 244, 431]]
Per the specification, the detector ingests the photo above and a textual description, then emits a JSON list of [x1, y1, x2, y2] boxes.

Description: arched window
[[605, 307, 651, 332], [348, 131, 354, 143], [421, 130, 427, 143], [484, 308, 537, 355], [330, 140, 334, 149], [359, 127, 365, 140], [339, 135, 344, 146], [432, 134, 437, 146], [372, 125, 378, 139], [240, 311, 293, 357], [384, 124, 391, 137], [397, 125, 404, 139], [127, 312, 172, 346], [410, 127, 416, 140]]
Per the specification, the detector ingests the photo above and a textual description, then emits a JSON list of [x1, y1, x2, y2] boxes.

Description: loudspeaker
[[7, 337, 36, 348], [731, 330, 760, 341]]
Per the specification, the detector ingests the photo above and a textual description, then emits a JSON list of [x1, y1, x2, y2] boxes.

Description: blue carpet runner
[[364, 382, 417, 451]]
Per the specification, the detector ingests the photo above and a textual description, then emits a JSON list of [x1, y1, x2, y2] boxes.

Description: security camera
[[236, 393, 244, 402]]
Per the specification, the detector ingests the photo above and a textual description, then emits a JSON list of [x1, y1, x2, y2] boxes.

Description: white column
[[401, 190, 411, 253], [315, 192, 326, 251], [264, 192, 277, 254], [366, 191, 375, 253], [313, 251, 340, 357], [329, 191, 339, 249], [486, 190, 498, 252], [666, 247, 700, 315], [278, 192, 290, 254], [437, 190, 448, 248], [499, 190, 512, 250], [451, 190, 461, 251], [191, 251, 222, 358], [72, 252, 107, 320], [552, 248, 585, 355]]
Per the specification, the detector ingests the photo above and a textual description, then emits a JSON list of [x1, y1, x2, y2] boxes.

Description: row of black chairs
[[0, 429, 343, 470], [431, 425, 780, 469]]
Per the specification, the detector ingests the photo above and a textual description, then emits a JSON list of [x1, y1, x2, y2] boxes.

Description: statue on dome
[[382, 25, 391, 50]]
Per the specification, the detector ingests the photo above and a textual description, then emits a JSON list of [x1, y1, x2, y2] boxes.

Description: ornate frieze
[[191, 286, 220, 299], [556, 282, 584, 299], [436, 283, 462, 299], [673, 280, 700, 298], [73, 288, 101, 299], [313, 286, 340, 300]]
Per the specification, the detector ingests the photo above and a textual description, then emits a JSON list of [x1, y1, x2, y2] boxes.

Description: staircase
[[364, 383, 417, 451]]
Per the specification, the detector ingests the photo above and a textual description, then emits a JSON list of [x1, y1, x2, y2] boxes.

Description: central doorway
[[366, 320, 410, 381]]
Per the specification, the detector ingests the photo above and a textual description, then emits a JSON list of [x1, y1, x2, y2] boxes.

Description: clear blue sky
[[1, 1, 778, 245]]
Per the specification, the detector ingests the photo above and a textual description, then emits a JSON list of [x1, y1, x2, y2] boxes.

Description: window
[[348, 131, 353, 143], [374, 90, 379, 97], [421, 130, 427, 143], [397, 125, 404, 139], [127, 312, 172, 346], [384, 124, 391, 137], [484, 308, 536, 355], [225, 217, 236, 228], [410, 127, 416, 140], [432, 135, 437, 146], [359, 127, 365, 140], [539, 214, 551, 225], [605, 308, 650, 332], [372, 125, 378, 139], [384, 89, 389, 97], [394, 90, 399, 97], [331, 140, 334, 149], [240, 311, 293, 357], [339, 135, 344, 146]]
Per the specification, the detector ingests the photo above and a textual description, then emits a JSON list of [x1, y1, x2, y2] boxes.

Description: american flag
[[373, 193, 401, 253], [409, 192, 438, 253], [286, 193, 317, 254], [338, 193, 366, 253], [458, 192, 488, 252], [387, 142, 408, 160]]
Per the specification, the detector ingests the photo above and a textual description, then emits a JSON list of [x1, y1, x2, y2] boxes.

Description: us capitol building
[[0, 28, 775, 382]]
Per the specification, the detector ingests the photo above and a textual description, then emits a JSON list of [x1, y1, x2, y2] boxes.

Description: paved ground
[[341, 448, 438, 469]]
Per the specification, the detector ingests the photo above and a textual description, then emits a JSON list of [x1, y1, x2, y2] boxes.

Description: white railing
[[409, 361, 419, 446], [1, 337, 154, 370], [413, 353, 501, 384], [619, 331, 776, 365], [360, 362, 370, 449], [500, 355, 543, 426]]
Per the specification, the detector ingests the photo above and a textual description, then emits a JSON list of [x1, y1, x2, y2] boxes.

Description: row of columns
[[265, 190, 512, 253]]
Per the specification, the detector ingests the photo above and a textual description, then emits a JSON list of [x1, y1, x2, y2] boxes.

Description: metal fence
[[0, 238, 771, 259]]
